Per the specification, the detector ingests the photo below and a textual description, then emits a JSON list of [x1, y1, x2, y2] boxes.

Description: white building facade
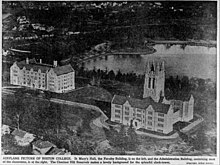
[[111, 61, 194, 134], [10, 58, 75, 93]]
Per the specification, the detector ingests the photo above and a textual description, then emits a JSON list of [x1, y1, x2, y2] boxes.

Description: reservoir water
[[84, 44, 217, 81]]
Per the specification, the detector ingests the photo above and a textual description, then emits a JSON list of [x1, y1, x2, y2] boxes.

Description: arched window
[[148, 78, 151, 88], [153, 78, 155, 89]]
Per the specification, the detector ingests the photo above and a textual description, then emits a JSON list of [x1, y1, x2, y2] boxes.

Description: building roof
[[15, 59, 74, 75], [11, 129, 27, 138], [47, 147, 65, 155], [16, 59, 52, 73], [112, 95, 170, 114], [32, 140, 55, 149], [52, 64, 74, 76]]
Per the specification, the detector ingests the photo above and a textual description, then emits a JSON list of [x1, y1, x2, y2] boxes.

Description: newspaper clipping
[[1, 1, 219, 165]]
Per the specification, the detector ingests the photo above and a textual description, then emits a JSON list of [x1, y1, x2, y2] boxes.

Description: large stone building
[[111, 61, 194, 134], [10, 58, 75, 93]]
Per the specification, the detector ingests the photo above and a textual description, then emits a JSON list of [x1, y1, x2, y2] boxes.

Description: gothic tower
[[143, 61, 165, 102]]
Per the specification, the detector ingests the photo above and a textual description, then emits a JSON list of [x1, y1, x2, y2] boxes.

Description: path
[[90, 117, 107, 143]]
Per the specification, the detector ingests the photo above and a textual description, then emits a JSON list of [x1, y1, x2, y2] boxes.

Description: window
[[158, 113, 164, 117], [115, 104, 121, 108], [13, 69, 18, 73], [125, 111, 129, 115], [148, 121, 152, 126], [115, 115, 120, 118], [147, 127, 152, 130], [148, 78, 151, 88], [148, 116, 152, 120], [115, 109, 120, 114], [137, 114, 142, 118], [137, 109, 142, 113], [115, 120, 120, 123], [185, 102, 189, 116], [125, 106, 129, 110], [158, 118, 164, 122], [125, 117, 129, 121], [157, 129, 163, 133], [158, 123, 164, 127], [148, 111, 153, 115], [152, 78, 155, 89]]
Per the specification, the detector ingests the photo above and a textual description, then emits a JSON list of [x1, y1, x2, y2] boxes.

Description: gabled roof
[[14, 59, 74, 76], [16, 59, 52, 73], [33, 140, 55, 149], [112, 95, 170, 114], [52, 64, 74, 76]]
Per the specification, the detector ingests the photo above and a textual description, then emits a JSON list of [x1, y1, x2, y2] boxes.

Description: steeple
[[143, 61, 165, 102]]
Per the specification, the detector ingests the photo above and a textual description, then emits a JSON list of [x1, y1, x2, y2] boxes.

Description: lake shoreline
[[147, 40, 217, 48], [80, 39, 216, 63], [83, 44, 216, 81]]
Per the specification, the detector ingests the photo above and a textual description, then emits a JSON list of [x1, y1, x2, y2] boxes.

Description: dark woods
[[77, 66, 213, 97]]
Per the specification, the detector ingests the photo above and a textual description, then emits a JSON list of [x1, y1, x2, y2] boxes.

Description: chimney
[[26, 57, 29, 64], [53, 60, 57, 67], [40, 59, 42, 64]]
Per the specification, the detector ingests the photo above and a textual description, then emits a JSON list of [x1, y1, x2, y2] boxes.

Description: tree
[[76, 126, 83, 137], [108, 70, 115, 80], [6, 92, 26, 130], [2, 134, 32, 155], [107, 126, 119, 147], [177, 129, 188, 142], [181, 76, 190, 90], [65, 135, 97, 155], [127, 121, 139, 151], [116, 125, 128, 149], [115, 70, 123, 81], [191, 128, 208, 150]]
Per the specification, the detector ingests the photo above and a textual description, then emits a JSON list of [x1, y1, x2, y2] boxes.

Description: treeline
[[77, 66, 214, 93], [77, 66, 144, 86]]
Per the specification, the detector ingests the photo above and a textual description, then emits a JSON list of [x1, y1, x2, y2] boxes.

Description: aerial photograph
[[1, 1, 217, 156]]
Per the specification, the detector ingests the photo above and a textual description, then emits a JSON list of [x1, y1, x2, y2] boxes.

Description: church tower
[[143, 61, 165, 102]]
